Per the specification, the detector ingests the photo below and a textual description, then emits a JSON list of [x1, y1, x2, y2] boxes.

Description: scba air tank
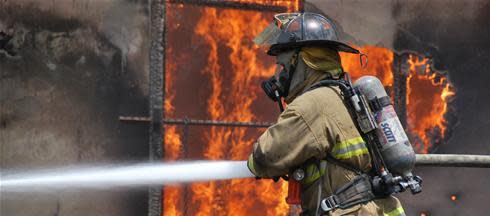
[[353, 76, 416, 177]]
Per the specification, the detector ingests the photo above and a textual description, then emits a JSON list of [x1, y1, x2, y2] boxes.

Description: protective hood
[[300, 47, 343, 78], [282, 47, 343, 104]]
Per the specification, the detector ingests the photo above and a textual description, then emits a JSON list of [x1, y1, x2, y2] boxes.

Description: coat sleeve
[[247, 105, 328, 178]]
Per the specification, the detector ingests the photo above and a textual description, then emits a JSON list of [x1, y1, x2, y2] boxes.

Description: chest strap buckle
[[320, 195, 340, 212]]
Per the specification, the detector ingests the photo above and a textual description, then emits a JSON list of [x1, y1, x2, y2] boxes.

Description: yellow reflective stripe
[[247, 155, 257, 175], [306, 163, 317, 176], [384, 207, 405, 216], [331, 137, 365, 153], [334, 137, 365, 149], [333, 148, 369, 160], [331, 137, 369, 160], [303, 162, 327, 185]]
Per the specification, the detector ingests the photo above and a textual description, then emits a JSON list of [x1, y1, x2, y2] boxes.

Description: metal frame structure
[[393, 53, 410, 128], [145, 1, 302, 215], [120, 116, 273, 128], [148, 0, 166, 215], [168, 0, 289, 12]]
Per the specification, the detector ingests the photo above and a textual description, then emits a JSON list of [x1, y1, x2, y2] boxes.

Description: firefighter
[[247, 13, 406, 216]]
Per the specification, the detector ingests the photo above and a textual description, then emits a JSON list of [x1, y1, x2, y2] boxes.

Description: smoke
[[0, 0, 149, 93], [306, 0, 397, 49], [1, 1, 151, 215], [306, 0, 484, 54], [1, 161, 254, 192], [100, 3, 146, 72], [2, 0, 115, 25]]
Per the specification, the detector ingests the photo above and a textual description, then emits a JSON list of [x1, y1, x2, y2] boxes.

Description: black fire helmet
[[253, 13, 359, 56]]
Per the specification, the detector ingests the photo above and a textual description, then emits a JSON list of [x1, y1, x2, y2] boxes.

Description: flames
[[341, 47, 455, 153], [164, 2, 290, 215], [163, 2, 454, 216], [405, 55, 455, 153], [163, 46, 183, 215], [189, 7, 287, 216], [340, 46, 394, 83]]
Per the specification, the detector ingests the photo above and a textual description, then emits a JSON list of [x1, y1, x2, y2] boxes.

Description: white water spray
[[0, 161, 254, 192]]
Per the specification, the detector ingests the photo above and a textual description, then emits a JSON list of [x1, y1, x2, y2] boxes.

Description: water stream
[[0, 160, 253, 192]]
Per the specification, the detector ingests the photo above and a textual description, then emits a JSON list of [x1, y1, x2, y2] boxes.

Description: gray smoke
[[0, 0, 148, 93], [1, 1, 151, 215], [306, 0, 396, 49]]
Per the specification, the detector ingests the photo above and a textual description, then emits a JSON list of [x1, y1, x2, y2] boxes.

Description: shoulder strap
[[325, 155, 364, 175]]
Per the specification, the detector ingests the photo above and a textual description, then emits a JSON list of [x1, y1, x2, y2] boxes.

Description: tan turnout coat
[[248, 86, 405, 216]]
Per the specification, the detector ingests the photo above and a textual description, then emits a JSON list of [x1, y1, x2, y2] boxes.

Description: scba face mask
[[261, 65, 290, 102], [261, 50, 298, 111]]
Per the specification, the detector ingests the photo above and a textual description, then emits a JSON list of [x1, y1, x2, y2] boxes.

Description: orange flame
[[164, 1, 298, 215], [406, 55, 455, 153], [190, 7, 286, 216], [342, 47, 455, 153], [340, 46, 394, 85], [164, 46, 184, 216]]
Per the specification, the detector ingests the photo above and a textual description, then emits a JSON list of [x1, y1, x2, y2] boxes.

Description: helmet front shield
[[253, 22, 282, 46], [253, 13, 301, 46]]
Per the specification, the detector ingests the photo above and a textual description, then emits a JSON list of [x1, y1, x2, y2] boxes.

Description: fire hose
[[415, 154, 490, 168]]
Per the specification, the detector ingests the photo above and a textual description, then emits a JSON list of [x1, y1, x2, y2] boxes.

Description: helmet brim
[[267, 40, 359, 56]]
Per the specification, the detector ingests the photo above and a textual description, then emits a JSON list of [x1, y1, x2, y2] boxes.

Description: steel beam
[[148, 0, 165, 215], [167, 0, 288, 12], [393, 53, 409, 128], [120, 116, 273, 128]]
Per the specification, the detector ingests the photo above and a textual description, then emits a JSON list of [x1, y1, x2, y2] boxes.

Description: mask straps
[[359, 52, 368, 68], [276, 92, 285, 112]]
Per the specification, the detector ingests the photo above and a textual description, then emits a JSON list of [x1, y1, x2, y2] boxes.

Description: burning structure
[[1, 0, 489, 216], [158, 1, 455, 215]]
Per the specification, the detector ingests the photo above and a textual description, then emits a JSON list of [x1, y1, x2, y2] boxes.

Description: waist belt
[[300, 156, 377, 215], [320, 174, 376, 213], [315, 155, 377, 214]]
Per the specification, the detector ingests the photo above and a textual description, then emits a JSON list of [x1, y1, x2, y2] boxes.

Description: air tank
[[354, 76, 416, 177]]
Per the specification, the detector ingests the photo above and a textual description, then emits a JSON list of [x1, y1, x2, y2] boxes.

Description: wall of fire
[[156, 0, 490, 215], [1, 0, 490, 216]]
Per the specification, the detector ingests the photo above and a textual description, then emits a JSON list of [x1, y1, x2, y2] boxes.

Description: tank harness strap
[[300, 155, 379, 215], [319, 174, 377, 213], [325, 155, 363, 175], [369, 96, 391, 112], [302, 154, 365, 186], [304, 77, 380, 215]]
